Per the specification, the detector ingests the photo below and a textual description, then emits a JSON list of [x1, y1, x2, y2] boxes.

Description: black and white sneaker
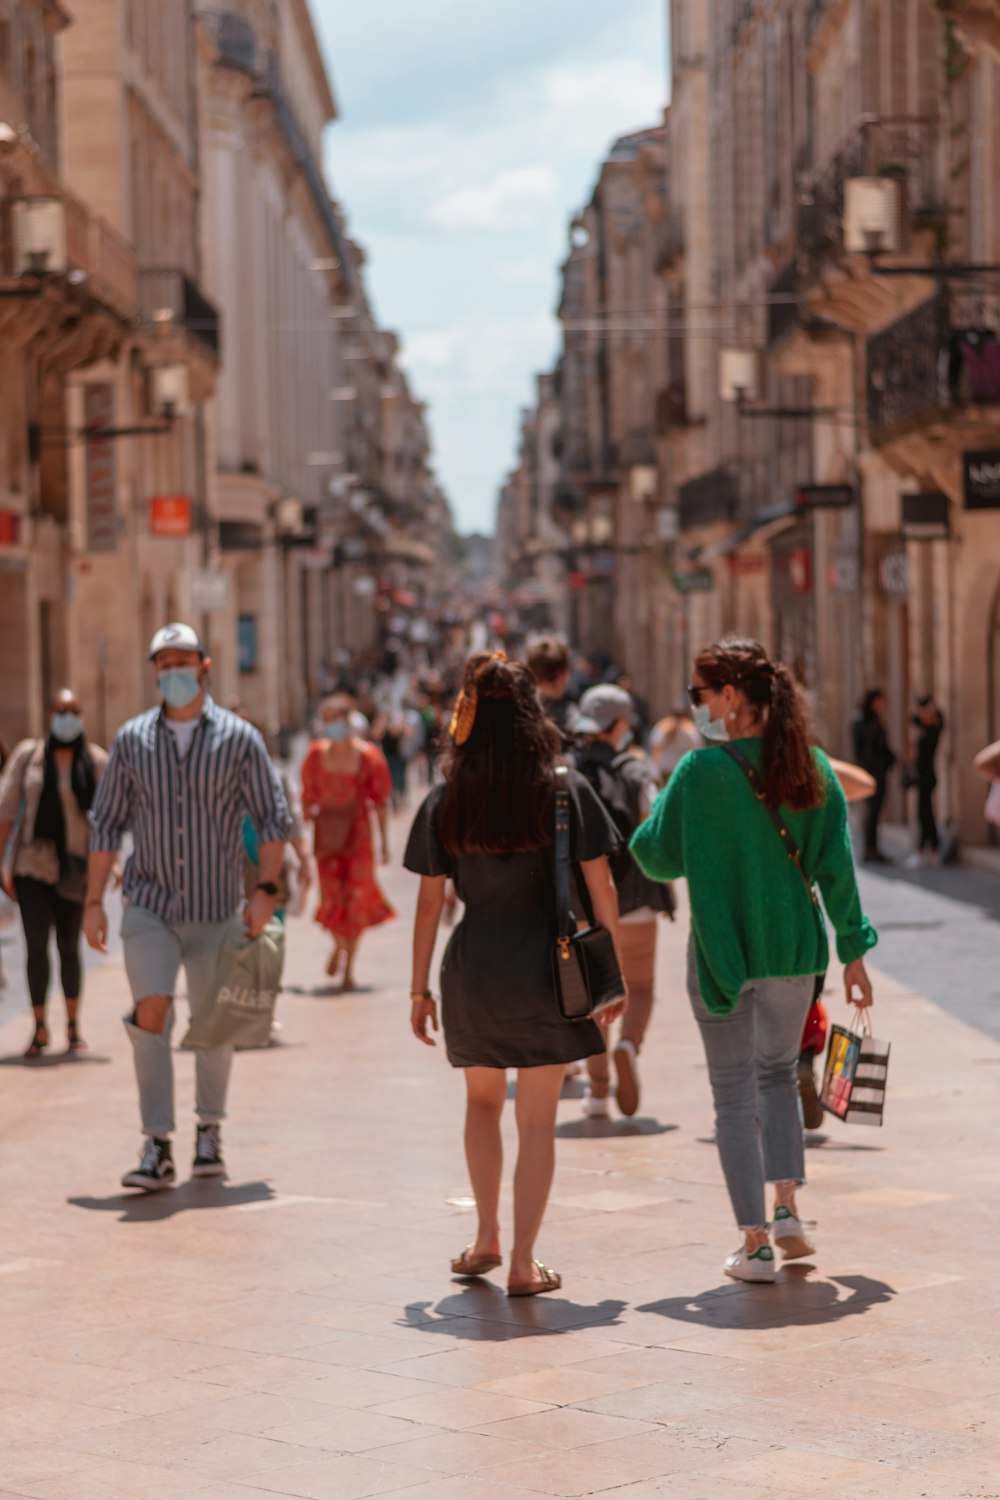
[[121, 1136, 175, 1192], [192, 1123, 226, 1178]]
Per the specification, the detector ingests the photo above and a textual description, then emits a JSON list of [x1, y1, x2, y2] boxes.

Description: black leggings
[[917, 780, 940, 851], [13, 876, 84, 1010]]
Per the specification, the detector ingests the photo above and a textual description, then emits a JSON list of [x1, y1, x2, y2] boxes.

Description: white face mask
[[693, 701, 729, 743]]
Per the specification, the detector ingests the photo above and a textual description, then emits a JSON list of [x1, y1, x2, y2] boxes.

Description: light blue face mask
[[322, 719, 350, 742], [614, 729, 634, 754], [50, 712, 83, 743], [693, 702, 729, 743], [158, 668, 201, 709]]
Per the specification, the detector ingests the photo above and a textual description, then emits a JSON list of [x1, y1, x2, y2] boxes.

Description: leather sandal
[[507, 1261, 561, 1298], [24, 1020, 49, 1059], [66, 1019, 87, 1053], [451, 1247, 503, 1278]]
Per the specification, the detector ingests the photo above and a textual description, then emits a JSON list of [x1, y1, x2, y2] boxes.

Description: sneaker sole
[[774, 1232, 816, 1260], [724, 1264, 776, 1284], [797, 1065, 824, 1130], [191, 1162, 227, 1178], [613, 1045, 640, 1117], [120, 1173, 176, 1192]]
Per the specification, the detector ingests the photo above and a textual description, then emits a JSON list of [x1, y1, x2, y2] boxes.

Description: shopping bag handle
[[848, 1005, 873, 1038]]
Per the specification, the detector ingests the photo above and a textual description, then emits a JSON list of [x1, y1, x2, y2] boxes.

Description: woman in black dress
[[404, 650, 626, 1297]]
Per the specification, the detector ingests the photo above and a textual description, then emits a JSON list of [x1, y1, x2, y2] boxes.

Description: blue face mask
[[322, 719, 350, 742], [50, 712, 83, 744], [159, 668, 201, 709], [614, 729, 634, 754], [693, 702, 729, 743]]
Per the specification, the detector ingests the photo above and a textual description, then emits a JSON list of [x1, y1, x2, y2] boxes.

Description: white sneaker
[[772, 1206, 816, 1260], [613, 1039, 640, 1117], [583, 1092, 610, 1118], [724, 1243, 777, 1283]]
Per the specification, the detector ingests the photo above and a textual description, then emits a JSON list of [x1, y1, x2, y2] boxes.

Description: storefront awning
[[698, 502, 799, 560]]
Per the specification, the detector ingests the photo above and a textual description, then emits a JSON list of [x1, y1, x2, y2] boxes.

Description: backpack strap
[[553, 766, 576, 941], [719, 743, 819, 908]]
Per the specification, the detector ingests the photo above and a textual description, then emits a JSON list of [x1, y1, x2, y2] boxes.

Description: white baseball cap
[[148, 622, 205, 660]]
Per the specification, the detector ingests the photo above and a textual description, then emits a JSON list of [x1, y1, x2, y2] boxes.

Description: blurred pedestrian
[[526, 636, 579, 738], [85, 624, 292, 1190], [647, 709, 699, 784], [404, 650, 626, 1297], [573, 684, 673, 1118], [906, 694, 945, 868], [851, 688, 897, 862], [632, 638, 877, 1283], [301, 692, 394, 992], [0, 691, 108, 1057]]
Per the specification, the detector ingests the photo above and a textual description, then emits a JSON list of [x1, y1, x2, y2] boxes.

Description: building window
[[238, 614, 258, 674]]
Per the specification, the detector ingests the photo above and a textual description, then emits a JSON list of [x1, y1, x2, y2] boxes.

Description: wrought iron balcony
[[678, 465, 739, 531], [867, 287, 1000, 443], [139, 269, 221, 357], [203, 8, 257, 74], [797, 116, 943, 270]]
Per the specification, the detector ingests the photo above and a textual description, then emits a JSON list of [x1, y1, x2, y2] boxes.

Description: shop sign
[[789, 546, 812, 595], [672, 569, 714, 595], [188, 569, 229, 613], [878, 546, 909, 600], [0, 508, 22, 546], [964, 450, 1000, 510], [150, 495, 192, 536], [902, 491, 950, 541], [829, 550, 860, 593], [794, 484, 854, 510], [726, 552, 767, 577], [84, 384, 118, 554]]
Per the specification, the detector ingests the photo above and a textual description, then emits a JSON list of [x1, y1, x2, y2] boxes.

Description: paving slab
[[0, 811, 998, 1496]]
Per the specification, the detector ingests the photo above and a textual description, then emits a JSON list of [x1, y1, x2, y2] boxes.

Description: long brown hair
[[437, 651, 561, 855], [695, 638, 824, 810]]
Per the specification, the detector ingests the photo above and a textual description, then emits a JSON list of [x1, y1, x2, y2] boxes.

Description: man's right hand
[[83, 903, 108, 953]]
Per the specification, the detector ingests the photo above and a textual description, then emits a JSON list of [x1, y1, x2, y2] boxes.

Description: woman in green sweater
[[631, 639, 876, 1283]]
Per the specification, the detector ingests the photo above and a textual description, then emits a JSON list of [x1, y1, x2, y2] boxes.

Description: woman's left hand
[[410, 996, 438, 1046], [844, 959, 874, 1009], [598, 994, 629, 1028]]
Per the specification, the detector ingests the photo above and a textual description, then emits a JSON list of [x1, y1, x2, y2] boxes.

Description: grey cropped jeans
[[687, 941, 816, 1229]]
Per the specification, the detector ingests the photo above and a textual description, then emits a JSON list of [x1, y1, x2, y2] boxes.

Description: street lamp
[[719, 348, 846, 420], [843, 177, 903, 255], [9, 197, 67, 276]]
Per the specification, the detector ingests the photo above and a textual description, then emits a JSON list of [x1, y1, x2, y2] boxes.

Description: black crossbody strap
[[553, 765, 576, 940], [719, 743, 819, 908]]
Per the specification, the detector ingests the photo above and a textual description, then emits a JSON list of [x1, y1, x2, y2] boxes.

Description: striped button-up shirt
[[89, 698, 292, 924]]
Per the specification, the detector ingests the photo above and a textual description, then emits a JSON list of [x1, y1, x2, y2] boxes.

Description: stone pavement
[[0, 813, 999, 1499]]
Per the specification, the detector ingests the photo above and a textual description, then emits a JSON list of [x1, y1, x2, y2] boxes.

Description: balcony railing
[[678, 465, 739, 531], [139, 269, 221, 357], [797, 116, 943, 269], [203, 8, 257, 74], [867, 288, 1000, 443], [63, 193, 138, 321]]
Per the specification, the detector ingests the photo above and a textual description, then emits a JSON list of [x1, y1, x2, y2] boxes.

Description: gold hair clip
[[450, 688, 477, 745]]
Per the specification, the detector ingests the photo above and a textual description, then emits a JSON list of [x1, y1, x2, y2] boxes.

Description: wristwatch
[[256, 881, 279, 897]]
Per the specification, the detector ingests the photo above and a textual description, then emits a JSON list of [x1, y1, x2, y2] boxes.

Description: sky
[[311, 1, 668, 536]]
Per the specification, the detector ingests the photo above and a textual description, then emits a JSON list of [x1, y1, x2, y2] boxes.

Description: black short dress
[[404, 772, 619, 1069]]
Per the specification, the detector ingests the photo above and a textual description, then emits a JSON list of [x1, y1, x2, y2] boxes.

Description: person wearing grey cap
[[84, 623, 292, 1191], [574, 683, 673, 1118]]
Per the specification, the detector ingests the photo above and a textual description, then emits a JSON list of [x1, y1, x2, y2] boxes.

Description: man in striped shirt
[[85, 623, 292, 1191]]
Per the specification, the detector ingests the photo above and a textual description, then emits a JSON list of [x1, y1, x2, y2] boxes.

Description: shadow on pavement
[[398, 1283, 629, 1339], [67, 1179, 276, 1222], [861, 859, 1000, 922], [556, 1117, 678, 1138], [638, 1270, 895, 1331], [0, 1050, 113, 1068]]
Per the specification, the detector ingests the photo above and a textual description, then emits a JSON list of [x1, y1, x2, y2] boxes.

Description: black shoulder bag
[[551, 767, 626, 1021], [719, 743, 819, 908]]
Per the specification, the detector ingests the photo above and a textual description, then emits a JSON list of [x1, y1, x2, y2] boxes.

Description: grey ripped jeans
[[121, 904, 234, 1138], [687, 940, 816, 1229]]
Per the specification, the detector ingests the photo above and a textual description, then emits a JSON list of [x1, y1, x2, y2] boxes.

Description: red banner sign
[[150, 495, 192, 537]]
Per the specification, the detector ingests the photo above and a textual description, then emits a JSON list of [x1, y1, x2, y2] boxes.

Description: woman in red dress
[[301, 694, 395, 990]]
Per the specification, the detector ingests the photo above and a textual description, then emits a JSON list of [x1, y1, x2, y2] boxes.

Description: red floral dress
[[301, 741, 396, 941]]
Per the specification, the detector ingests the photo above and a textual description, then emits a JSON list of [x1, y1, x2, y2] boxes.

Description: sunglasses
[[686, 683, 708, 706]]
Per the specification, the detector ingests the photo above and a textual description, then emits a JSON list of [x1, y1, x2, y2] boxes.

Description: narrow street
[[0, 814, 998, 1499]]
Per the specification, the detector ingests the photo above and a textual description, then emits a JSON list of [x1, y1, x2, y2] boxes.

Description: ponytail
[[695, 638, 824, 811], [762, 662, 823, 811]]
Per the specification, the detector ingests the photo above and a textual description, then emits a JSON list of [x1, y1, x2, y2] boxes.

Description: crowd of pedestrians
[[0, 616, 985, 1293]]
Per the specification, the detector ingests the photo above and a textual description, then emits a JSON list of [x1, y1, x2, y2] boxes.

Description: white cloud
[[427, 166, 559, 232]]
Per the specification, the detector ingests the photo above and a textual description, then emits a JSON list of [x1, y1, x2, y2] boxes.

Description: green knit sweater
[[630, 739, 877, 1015]]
